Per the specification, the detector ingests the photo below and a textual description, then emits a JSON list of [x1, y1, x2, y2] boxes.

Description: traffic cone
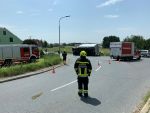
[[52, 67, 55, 73], [98, 61, 100, 66], [109, 60, 111, 64]]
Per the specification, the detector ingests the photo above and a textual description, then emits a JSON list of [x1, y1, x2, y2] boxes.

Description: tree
[[102, 36, 120, 48], [49, 43, 53, 48], [23, 39, 49, 48], [144, 38, 150, 50], [43, 40, 48, 48], [23, 39, 38, 45]]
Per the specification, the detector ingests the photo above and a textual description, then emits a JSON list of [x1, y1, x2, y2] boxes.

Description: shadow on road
[[80, 96, 101, 106]]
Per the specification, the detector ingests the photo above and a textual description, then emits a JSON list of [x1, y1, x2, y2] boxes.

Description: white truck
[[0, 44, 40, 66], [72, 44, 100, 56], [110, 42, 141, 61]]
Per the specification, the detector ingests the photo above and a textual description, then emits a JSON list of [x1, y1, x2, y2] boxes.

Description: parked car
[[140, 50, 149, 57]]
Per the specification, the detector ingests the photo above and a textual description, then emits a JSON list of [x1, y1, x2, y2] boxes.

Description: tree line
[[23, 35, 150, 50], [23, 39, 79, 48], [102, 35, 150, 50]]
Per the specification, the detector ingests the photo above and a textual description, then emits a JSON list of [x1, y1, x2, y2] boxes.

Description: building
[[0, 27, 22, 44]]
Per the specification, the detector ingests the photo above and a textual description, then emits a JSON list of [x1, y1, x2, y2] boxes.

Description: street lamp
[[59, 15, 70, 56]]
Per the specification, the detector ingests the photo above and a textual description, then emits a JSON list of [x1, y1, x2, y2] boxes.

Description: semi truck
[[0, 44, 40, 66], [110, 42, 141, 61], [72, 44, 100, 56]]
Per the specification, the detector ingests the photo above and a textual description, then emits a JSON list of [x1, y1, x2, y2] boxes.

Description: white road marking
[[95, 66, 102, 71], [51, 80, 77, 92]]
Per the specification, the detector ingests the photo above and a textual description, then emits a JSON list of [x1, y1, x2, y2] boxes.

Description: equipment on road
[[110, 42, 141, 61], [52, 66, 55, 73], [72, 43, 100, 56], [0, 44, 40, 66], [109, 60, 111, 64]]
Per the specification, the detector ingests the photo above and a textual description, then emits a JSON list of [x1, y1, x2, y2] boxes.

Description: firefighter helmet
[[80, 51, 87, 57]]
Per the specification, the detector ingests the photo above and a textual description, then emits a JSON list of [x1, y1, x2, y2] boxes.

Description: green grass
[[0, 54, 62, 78], [143, 91, 150, 103], [46, 46, 73, 53], [100, 48, 110, 56]]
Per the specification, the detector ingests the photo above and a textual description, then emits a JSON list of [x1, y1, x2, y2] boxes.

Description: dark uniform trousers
[[78, 77, 89, 93]]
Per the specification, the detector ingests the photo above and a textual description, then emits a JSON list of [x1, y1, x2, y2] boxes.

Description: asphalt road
[[0, 55, 150, 113]]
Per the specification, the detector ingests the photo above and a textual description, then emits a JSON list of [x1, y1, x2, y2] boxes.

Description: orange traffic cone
[[109, 60, 111, 64], [52, 67, 55, 73]]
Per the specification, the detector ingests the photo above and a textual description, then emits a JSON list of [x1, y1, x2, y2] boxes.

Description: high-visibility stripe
[[79, 89, 83, 93], [83, 90, 88, 93], [78, 67, 88, 77], [76, 61, 89, 64], [84, 68, 87, 75]]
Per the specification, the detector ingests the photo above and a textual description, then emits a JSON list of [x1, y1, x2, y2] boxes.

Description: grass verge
[[133, 91, 150, 113], [0, 54, 62, 78], [143, 91, 150, 104], [100, 48, 110, 56]]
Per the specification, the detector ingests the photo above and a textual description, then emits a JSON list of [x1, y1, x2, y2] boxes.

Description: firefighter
[[74, 51, 92, 98], [62, 49, 67, 65]]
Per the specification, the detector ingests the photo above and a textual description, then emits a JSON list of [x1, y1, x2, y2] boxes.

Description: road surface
[[0, 55, 150, 113]]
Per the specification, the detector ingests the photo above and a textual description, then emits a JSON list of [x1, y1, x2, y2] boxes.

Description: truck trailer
[[110, 42, 141, 61], [72, 44, 100, 56], [0, 44, 40, 66]]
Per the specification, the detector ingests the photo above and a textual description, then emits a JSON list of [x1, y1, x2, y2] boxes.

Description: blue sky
[[0, 0, 150, 43]]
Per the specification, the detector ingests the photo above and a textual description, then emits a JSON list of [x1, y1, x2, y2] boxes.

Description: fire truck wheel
[[29, 56, 36, 63], [3, 59, 12, 66]]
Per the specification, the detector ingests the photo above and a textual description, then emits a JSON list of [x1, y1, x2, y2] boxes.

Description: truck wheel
[[29, 56, 36, 63], [117, 56, 120, 61], [3, 59, 12, 66], [137, 56, 141, 60]]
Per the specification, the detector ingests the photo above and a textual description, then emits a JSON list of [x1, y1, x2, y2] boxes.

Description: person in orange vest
[[74, 51, 92, 98]]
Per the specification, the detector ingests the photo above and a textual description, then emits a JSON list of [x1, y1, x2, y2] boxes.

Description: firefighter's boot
[[84, 93, 88, 98], [78, 92, 82, 97], [78, 89, 83, 97], [84, 90, 88, 98]]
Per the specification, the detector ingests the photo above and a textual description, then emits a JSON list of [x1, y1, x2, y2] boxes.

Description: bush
[[100, 48, 110, 56]]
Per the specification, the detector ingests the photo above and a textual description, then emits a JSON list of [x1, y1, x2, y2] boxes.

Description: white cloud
[[16, 11, 23, 14], [104, 14, 119, 18], [96, 0, 123, 8]]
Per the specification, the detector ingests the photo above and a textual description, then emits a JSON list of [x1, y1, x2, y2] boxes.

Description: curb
[[140, 98, 150, 113], [0, 64, 63, 83]]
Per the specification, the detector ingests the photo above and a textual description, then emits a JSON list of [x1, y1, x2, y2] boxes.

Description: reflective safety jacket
[[74, 57, 92, 77]]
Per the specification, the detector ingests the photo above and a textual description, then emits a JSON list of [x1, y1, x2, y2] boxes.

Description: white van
[[140, 50, 149, 57]]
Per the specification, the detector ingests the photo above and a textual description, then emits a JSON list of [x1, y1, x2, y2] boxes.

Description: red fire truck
[[110, 42, 141, 61], [0, 44, 40, 66]]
